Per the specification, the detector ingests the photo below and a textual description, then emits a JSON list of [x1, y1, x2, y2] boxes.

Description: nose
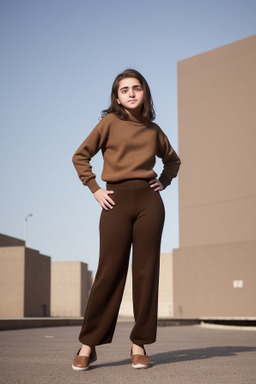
[[129, 88, 135, 97]]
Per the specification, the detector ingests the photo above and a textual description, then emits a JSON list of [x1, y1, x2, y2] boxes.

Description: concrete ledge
[[200, 318, 256, 327], [0, 317, 84, 331], [1, 317, 200, 330], [1, 317, 256, 331], [158, 318, 200, 326], [0, 316, 135, 331]]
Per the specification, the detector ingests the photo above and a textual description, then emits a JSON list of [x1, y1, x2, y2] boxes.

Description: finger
[[101, 194, 115, 209], [96, 196, 109, 210], [106, 197, 115, 206], [154, 183, 163, 191], [106, 190, 115, 206], [101, 200, 109, 211], [104, 199, 114, 209], [150, 181, 163, 191]]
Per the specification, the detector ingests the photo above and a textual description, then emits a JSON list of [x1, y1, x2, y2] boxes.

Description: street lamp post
[[24, 213, 33, 246]]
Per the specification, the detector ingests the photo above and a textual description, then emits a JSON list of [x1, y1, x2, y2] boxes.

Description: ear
[[116, 98, 121, 105]]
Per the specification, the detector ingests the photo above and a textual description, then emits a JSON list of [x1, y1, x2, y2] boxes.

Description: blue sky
[[1, 0, 255, 272]]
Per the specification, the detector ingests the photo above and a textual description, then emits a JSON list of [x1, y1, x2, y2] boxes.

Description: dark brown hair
[[101, 69, 155, 122]]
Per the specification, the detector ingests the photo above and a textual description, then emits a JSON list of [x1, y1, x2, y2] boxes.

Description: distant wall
[[24, 248, 51, 317], [0, 247, 25, 317], [0, 233, 25, 247], [119, 263, 132, 317], [0, 245, 50, 318], [178, 35, 256, 248], [158, 253, 173, 318], [174, 35, 256, 319], [51, 261, 91, 317], [0, 234, 93, 319], [173, 240, 256, 318]]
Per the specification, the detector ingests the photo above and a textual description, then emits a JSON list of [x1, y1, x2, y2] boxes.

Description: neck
[[125, 109, 144, 123]]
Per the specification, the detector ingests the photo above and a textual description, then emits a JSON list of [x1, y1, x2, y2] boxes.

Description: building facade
[[0, 233, 93, 318], [51, 261, 93, 317], [173, 34, 256, 318], [0, 234, 51, 317]]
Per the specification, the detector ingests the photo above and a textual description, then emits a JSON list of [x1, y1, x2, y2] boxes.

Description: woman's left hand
[[149, 179, 163, 191]]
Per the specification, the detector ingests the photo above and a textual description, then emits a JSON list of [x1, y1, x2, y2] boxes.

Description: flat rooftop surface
[[0, 322, 256, 384]]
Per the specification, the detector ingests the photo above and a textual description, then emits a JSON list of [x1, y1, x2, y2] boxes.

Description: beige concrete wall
[[158, 253, 173, 318], [24, 248, 51, 317], [177, 34, 256, 248], [173, 241, 256, 318], [174, 35, 256, 319], [0, 234, 93, 319], [0, 233, 25, 247], [119, 263, 133, 317], [0, 244, 51, 318], [119, 253, 173, 318], [81, 263, 91, 316], [0, 247, 25, 318], [51, 261, 90, 317]]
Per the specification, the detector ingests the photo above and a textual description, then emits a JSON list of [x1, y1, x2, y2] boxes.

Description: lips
[[128, 100, 137, 103]]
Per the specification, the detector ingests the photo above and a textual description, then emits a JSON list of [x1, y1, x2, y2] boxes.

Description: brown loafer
[[72, 347, 97, 371], [131, 347, 151, 369]]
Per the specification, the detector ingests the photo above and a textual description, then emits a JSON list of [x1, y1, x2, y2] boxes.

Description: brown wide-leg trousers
[[79, 179, 165, 347]]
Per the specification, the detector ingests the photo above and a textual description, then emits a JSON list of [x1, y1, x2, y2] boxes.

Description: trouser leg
[[79, 202, 132, 346], [130, 188, 165, 346], [78, 180, 165, 347]]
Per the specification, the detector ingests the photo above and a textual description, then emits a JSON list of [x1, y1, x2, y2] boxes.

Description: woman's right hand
[[93, 188, 115, 211]]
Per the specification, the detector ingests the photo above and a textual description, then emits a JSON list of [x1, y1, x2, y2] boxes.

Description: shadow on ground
[[91, 346, 256, 369]]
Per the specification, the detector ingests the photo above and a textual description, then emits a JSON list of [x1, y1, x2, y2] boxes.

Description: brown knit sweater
[[72, 113, 181, 193]]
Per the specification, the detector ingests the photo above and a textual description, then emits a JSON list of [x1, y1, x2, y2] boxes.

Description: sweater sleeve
[[156, 127, 181, 189], [72, 120, 106, 193]]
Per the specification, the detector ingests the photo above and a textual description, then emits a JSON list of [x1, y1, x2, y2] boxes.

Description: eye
[[121, 89, 128, 94], [135, 87, 142, 92]]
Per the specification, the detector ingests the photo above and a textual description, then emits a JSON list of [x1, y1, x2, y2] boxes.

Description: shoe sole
[[72, 364, 90, 371], [132, 363, 151, 369]]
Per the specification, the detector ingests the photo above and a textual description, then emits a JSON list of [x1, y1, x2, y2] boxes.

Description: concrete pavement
[[0, 322, 256, 384]]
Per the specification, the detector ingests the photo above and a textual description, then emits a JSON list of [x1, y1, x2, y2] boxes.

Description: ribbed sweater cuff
[[86, 179, 101, 194], [159, 175, 172, 190]]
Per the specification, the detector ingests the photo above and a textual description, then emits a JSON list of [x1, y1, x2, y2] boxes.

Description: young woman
[[72, 69, 181, 371]]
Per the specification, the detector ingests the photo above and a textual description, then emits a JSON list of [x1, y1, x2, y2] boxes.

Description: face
[[116, 77, 144, 114]]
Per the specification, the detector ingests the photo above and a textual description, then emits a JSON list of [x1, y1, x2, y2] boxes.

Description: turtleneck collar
[[126, 112, 148, 125]]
